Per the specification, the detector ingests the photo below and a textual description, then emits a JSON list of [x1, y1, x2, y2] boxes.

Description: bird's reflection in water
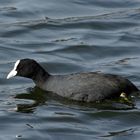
[[14, 86, 136, 113], [14, 87, 52, 113]]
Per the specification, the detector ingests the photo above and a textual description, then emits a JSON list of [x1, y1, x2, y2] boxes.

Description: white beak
[[7, 60, 20, 79], [7, 69, 17, 79]]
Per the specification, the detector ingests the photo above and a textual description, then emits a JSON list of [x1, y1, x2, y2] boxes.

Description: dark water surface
[[0, 0, 140, 140]]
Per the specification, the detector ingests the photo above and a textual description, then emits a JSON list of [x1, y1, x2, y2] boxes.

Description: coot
[[7, 59, 139, 102]]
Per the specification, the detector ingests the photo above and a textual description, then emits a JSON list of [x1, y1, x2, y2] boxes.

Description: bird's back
[[41, 72, 139, 102]]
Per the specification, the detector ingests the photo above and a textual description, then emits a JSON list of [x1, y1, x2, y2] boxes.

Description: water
[[0, 0, 140, 139]]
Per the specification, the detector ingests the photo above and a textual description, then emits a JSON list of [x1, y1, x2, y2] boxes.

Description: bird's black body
[[7, 59, 139, 102]]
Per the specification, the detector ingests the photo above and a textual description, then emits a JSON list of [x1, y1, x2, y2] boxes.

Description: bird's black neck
[[31, 65, 50, 88]]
